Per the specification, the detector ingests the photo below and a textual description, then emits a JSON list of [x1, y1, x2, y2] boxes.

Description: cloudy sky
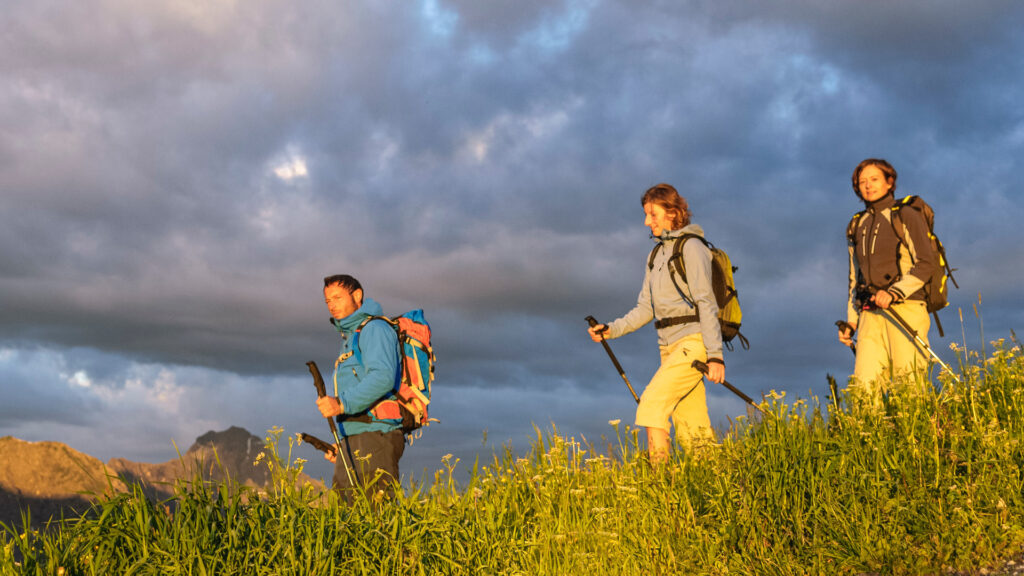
[[2, 0, 1023, 483]]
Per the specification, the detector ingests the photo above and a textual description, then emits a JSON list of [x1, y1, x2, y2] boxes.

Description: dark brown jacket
[[846, 194, 938, 324]]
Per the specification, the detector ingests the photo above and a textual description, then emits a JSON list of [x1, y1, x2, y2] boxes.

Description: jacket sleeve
[[682, 239, 723, 360], [607, 260, 654, 339], [888, 208, 938, 301], [847, 233, 861, 326], [338, 320, 399, 414]]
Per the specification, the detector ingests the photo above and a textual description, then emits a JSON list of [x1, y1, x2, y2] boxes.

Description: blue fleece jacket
[[606, 224, 724, 360], [329, 297, 401, 436]]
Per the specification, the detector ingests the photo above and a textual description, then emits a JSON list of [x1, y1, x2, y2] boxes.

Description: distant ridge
[[0, 426, 322, 529], [0, 436, 122, 529]]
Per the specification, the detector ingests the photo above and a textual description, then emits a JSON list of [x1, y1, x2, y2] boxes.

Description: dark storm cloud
[[2, 0, 1023, 467]]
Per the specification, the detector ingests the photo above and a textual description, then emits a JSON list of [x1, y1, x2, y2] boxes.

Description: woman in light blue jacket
[[589, 184, 725, 463]]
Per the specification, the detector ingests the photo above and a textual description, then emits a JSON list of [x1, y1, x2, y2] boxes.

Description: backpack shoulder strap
[[889, 195, 936, 255], [351, 315, 398, 367], [664, 234, 709, 307], [647, 242, 663, 270], [679, 233, 711, 248], [671, 233, 711, 280], [846, 210, 866, 242], [888, 195, 915, 240]]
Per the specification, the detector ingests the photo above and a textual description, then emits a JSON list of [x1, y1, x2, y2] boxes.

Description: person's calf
[[646, 426, 671, 465]]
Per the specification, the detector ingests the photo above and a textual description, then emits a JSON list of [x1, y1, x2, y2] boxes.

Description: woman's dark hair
[[641, 183, 690, 229], [851, 158, 898, 199], [323, 274, 362, 294]]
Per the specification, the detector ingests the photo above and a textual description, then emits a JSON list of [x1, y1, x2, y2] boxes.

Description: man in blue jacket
[[316, 274, 404, 501]]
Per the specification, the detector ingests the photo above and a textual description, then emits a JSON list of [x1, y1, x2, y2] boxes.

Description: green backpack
[[648, 234, 748, 350]]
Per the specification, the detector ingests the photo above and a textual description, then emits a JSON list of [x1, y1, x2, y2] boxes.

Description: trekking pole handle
[[691, 360, 764, 414], [835, 320, 857, 355], [299, 432, 337, 457], [306, 360, 345, 445], [835, 320, 855, 335], [585, 315, 607, 333], [691, 360, 712, 377], [306, 360, 328, 398]]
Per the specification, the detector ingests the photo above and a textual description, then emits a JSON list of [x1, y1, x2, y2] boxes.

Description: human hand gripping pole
[[307, 361, 343, 447], [835, 320, 857, 356], [585, 316, 640, 404], [306, 360, 355, 483], [691, 360, 764, 415]]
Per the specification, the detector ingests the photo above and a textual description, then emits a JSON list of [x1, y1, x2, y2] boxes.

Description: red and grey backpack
[[345, 309, 436, 437]]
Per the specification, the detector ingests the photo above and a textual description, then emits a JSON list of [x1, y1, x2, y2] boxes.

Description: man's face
[[644, 202, 675, 237], [858, 164, 893, 203], [324, 283, 362, 320]]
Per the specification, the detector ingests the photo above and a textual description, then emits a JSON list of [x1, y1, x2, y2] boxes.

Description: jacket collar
[[865, 192, 896, 212], [329, 297, 384, 334], [654, 223, 705, 243]]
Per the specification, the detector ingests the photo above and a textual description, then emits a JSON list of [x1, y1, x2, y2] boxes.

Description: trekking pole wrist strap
[[706, 357, 724, 367]]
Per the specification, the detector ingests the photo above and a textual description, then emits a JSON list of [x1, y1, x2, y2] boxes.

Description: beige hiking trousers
[[852, 299, 931, 399]]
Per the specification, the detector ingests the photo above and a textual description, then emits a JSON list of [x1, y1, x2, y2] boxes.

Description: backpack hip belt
[[654, 314, 699, 330]]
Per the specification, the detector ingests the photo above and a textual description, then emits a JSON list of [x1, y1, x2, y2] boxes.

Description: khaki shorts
[[635, 332, 714, 446]]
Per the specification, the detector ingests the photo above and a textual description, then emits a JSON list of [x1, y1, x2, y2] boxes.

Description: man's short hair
[[323, 274, 362, 294], [851, 158, 898, 199]]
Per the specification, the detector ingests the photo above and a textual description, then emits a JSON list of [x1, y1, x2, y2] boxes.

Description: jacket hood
[[657, 223, 705, 242], [330, 296, 384, 333]]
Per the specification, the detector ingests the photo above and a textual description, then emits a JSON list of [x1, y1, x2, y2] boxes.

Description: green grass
[[3, 339, 1024, 575]]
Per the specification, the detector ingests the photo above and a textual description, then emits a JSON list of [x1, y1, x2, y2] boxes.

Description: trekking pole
[[691, 360, 764, 415], [306, 360, 356, 484], [877, 307, 961, 383], [585, 316, 640, 404], [299, 432, 336, 457], [826, 374, 843, 426], [835, 320, 857, 356]]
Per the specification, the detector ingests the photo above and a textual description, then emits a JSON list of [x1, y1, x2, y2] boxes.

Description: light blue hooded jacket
[[606, 224, 724, 361], [329, 296, 401, 436]]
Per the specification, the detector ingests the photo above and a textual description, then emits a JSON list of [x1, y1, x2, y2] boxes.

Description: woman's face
[[644, 202, 675, 237], [858, 164, 893, 202]]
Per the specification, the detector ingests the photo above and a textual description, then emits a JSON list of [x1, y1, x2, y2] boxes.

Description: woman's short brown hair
[[641, 183, 690, 229], [851, 158, 898, 199]]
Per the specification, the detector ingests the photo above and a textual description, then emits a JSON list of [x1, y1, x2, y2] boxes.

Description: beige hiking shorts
[[635, 332, 714, 446]]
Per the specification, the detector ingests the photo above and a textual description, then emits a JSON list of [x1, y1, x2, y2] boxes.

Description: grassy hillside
[[3, 339, 1023, 575]]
